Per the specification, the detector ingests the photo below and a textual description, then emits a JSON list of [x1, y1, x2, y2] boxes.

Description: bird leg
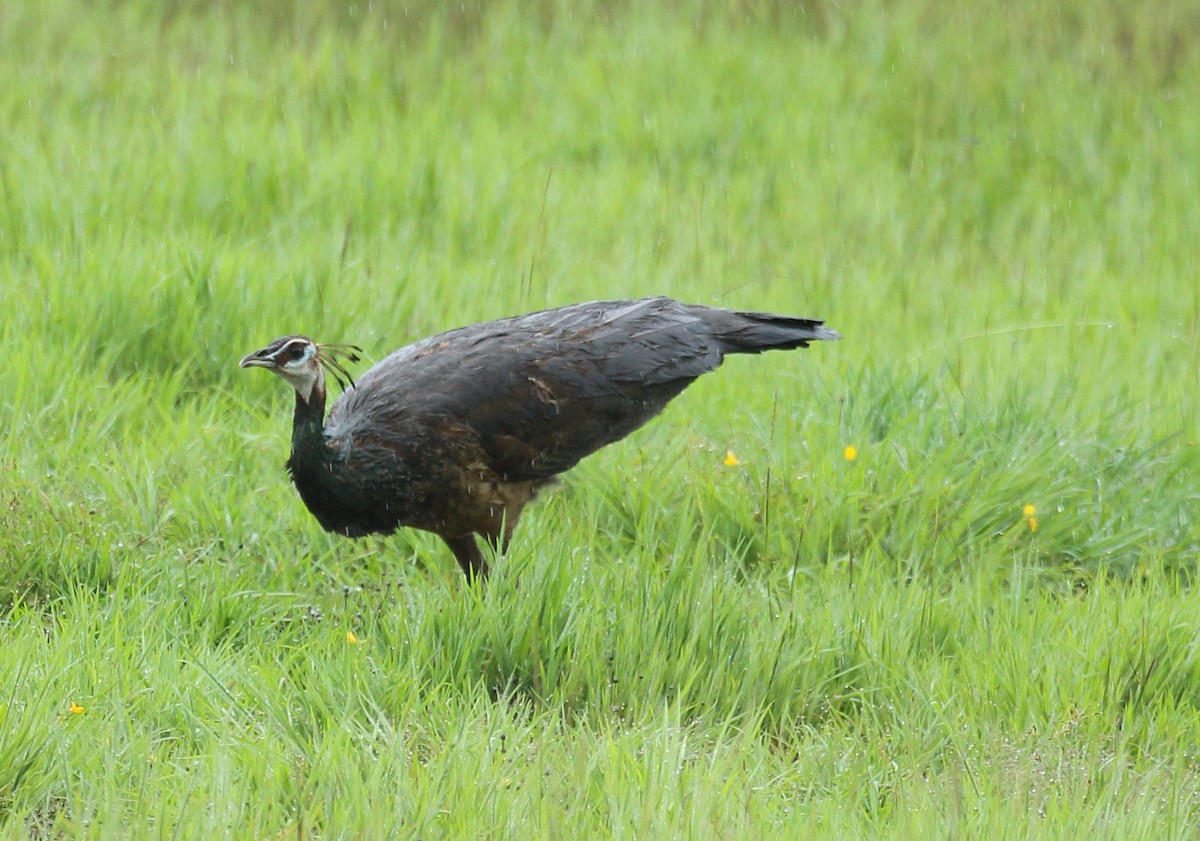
[[439, 499, 524, 583], [441, 534, 490, 583]]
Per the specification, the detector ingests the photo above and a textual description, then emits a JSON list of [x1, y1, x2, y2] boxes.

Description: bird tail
[[705, 308, 842, 354]]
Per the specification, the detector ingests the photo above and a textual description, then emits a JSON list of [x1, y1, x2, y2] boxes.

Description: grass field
[[2, 0, 1199, 836]]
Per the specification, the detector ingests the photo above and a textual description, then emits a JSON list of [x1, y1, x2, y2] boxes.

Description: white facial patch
[[276, 342, 321, 402], [282, 342, 316, 367]]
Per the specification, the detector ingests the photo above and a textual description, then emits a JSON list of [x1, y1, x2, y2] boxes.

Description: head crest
[[316, 342, 363, 392]]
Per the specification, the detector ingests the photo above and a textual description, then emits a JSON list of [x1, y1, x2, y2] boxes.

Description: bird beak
[[239, 348, 277, 369]]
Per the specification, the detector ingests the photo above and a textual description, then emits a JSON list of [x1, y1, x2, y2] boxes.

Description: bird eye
[[287, 344, 308, 360]]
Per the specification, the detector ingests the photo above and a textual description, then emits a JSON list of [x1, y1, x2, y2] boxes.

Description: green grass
[[2, 0, 1199, 836]]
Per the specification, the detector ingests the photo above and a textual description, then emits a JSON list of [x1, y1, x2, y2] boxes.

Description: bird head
[[240, 336, 362, 405]]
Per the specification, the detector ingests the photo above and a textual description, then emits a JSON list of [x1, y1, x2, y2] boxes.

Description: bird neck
[[290, 379, 331, 461]]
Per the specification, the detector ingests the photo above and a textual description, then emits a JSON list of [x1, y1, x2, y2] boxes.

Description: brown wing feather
[[324, 297, 833, 483]]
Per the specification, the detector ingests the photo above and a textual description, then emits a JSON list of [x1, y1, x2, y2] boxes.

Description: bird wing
[[326, 298, 725, 481]]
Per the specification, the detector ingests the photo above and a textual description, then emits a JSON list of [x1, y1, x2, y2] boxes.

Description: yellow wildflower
[[346, 631, 358, 645], [1023, 504, 1036, 518], [69, 702, 85, 715], [723, 450, 740, 467], [1028, 517, 1038, 534], [843, 445, 858, 462]]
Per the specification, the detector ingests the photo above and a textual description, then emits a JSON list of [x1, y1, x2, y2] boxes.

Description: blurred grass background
[[2, 0, 1199, 837]]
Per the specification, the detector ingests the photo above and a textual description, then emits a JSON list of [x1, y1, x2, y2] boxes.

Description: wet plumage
[[240, 296, 839, 581]]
